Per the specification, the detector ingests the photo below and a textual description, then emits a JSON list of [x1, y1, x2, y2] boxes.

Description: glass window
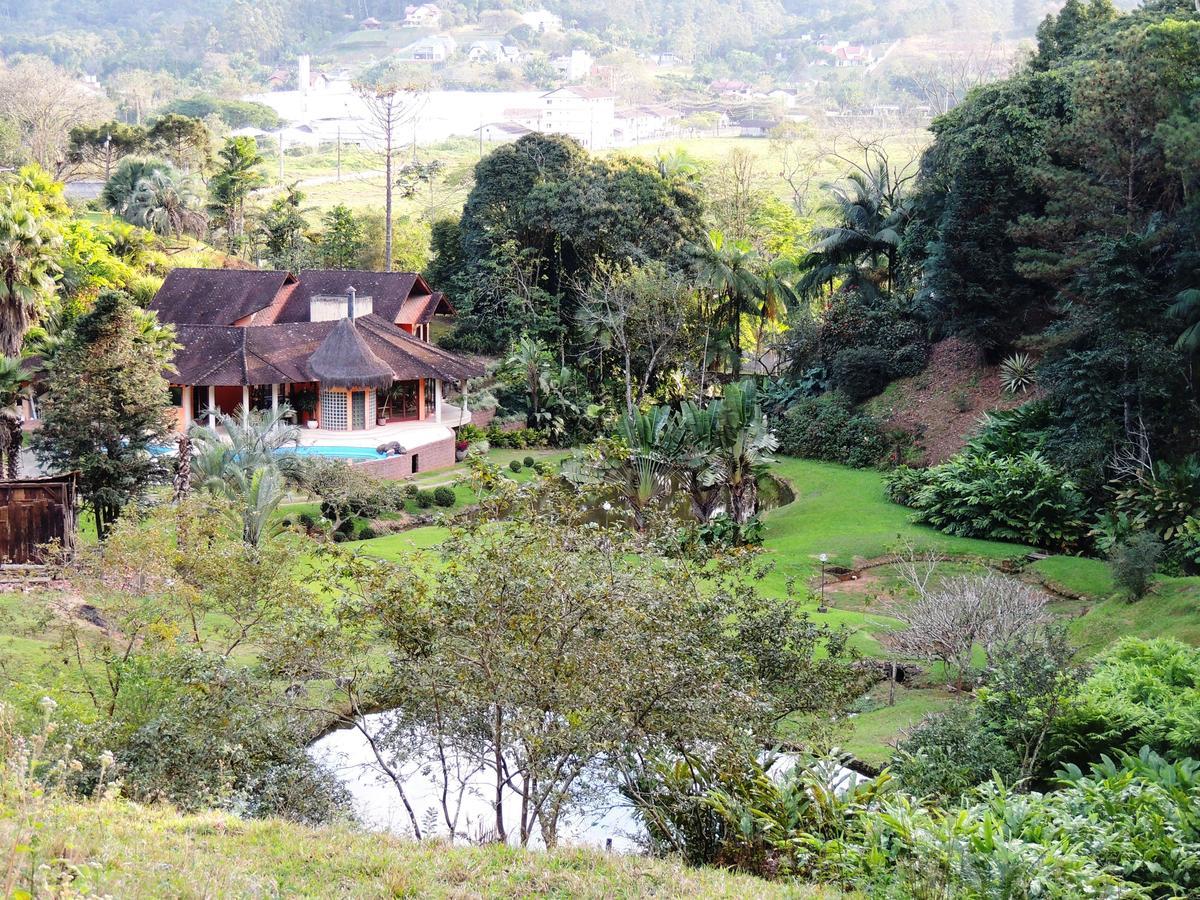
[[351, 390, 366, 430], [321, 389, 348, 430], [424, 379, 436, 417]]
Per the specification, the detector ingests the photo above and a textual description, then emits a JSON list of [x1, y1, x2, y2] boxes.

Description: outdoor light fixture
[[818, 553, 829, 612]]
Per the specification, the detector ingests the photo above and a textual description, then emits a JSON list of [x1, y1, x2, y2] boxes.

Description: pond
[[310, 709, 860, 853], [309, 713, 643, 850]]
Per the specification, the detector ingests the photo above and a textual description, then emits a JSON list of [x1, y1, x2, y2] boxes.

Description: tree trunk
[[5, 416, 20, 479], [384, 127, 394, 271], [493, 703, 506, 843]]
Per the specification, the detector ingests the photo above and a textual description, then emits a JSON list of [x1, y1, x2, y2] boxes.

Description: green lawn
[[836, 682, 957, 766], [25, 798, 837, 899]]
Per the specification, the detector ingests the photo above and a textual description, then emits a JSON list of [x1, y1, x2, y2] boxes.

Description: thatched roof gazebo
[[307, 314, 395, 391]]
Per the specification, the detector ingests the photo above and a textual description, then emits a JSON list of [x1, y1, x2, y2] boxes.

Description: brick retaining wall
[[354, 435, 456, 479]]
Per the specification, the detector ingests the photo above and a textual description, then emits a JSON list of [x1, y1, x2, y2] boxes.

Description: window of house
[[424, 379, 436, 417], [321, 389, 348, 430]]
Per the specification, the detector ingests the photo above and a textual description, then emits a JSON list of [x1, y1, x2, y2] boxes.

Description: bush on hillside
[[893, 704, 1022, 800], [415, 489, 435, 509], [1107, 531, 1162, 600], [433, 486, 456, 508], [509, 459, 523, 473], [775, 395, 888, 469], [829, 346, 893, 401], [523, 455, 535, 469], [885, 450, 1088, 551]]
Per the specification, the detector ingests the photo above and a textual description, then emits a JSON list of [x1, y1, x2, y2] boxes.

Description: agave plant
[[999, 353, 1036, 395]]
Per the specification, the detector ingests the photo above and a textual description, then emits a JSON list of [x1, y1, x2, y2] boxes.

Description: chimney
[[346, 287, 357, 319]]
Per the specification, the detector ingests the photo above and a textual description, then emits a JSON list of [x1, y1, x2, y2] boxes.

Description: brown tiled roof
[[275, 270, 430, 324], [171, 314, 481, 386], [397, 291, 454, 325], [151, 268, 297, 326]]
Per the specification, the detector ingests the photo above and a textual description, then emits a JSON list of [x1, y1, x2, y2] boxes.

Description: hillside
[[863, 338, 1027, 465], [17, 798, 838, 899]]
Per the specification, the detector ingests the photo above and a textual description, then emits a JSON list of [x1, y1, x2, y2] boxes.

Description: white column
[[207, 385, 216, 428], [182, 386, 193, 429], [242, 384, 251, 414], [271, 383, 278, 416], [434, 379, 443, 422]]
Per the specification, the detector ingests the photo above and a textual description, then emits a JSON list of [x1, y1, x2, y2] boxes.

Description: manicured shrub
[[433, 486, 455, 508], [414, 489, 435, 509], [829, 346, 892, 401], [357, 524, 377, 541], [297, 512, 316, 529], [885, 450, 1088, 551], [403, 482, 419, 499], [775, 394, 888, 469], [508, 459, 523, 473], [1107, 531, 1162, 600], [523, 455, 535, 469]]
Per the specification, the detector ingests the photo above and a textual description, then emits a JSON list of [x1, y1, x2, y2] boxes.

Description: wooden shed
[[0, 474, 78, 563]]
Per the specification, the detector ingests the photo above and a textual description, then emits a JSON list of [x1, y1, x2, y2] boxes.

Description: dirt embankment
[[866, 338, 1029, 465]]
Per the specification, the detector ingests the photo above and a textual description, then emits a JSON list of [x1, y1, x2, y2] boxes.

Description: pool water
[[294, 445, 386, 461]]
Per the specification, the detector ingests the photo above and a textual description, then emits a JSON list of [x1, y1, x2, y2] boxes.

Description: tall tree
[[318, 204, 365, 270], [32, 290, 177, 538], [0, 190, 61, 356], [65, 121, 147, 181], [685, 230, 764, 377], [259, 184, 312, 273], [0, 355, 26, 478], [207, 136, 266, 256], [147, 114, 210, 173], [354, 60, 428, 272], [0, 57, 113, 173]]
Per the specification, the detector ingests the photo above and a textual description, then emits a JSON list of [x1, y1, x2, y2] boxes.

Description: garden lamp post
[[818, 553, 828, 612]]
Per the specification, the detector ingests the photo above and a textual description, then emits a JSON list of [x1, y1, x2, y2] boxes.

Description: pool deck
[[296, 403, 471, 451]]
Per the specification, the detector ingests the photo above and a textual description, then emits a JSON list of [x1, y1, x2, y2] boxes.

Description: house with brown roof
[[150, 269, 483, 474]]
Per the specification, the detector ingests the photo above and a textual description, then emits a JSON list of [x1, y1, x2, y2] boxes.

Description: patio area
[[296, 402, 472, 451]]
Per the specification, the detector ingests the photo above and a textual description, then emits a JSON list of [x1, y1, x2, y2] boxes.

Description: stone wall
[[353, 435, 456, 479]]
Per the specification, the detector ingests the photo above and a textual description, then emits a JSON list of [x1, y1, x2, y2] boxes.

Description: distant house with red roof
[[148, 270, 479, 457], [818, 41, 874, 67]]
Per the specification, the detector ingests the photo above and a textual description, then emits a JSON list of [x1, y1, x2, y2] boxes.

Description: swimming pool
[[150, 444, 387, 461], [293, 445, 386, 461]]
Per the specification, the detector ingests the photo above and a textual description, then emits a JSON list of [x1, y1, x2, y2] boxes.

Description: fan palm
[[594, 405, 686, 531], [100, 156, 171, 218], [0, 194, 61, 357], [504, 334, 552, 424], [128, 169, 206, 238], [188, 405, 300, 545], [677, 400, 725, 522]]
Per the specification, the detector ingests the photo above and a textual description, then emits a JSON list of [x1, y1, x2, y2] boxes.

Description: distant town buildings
[[519, 9, 562, 33], [552, 49, 595, 82], [403, 4, 442, 28], [817, 40, 874, 67], [467, 40, 522, 64], [402, 33, 457, 62]]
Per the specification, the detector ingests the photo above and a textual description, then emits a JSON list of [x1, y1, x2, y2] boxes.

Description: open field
[[21, 798, 839, 899]]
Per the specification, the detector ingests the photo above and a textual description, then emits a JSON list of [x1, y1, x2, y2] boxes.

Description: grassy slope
[[28, 799, 837, 899]]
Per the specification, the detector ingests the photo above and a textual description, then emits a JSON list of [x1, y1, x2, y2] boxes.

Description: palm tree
[[0, 193, 61, 356], [1168, 286, 1200, 355], [677, 400, 725, 523], [100, 156, 171, 218], [207, 137, 267, 255], [188, 405, 300, 546], [600, 405, 684, 531], [504, 334, 551, 426], [797, 152, 912, 302], [712, 380, 778, 525], [0, 356, 25, 478], [685, 231, 765, 377], [127, 169, 206, 238]]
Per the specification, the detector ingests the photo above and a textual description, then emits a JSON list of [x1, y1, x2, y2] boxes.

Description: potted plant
[[455, 439, 469, 462]]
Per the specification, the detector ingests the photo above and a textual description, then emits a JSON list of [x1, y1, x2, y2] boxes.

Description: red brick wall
[[470, 407, 496, 428], [354, 435, 456, 479]]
